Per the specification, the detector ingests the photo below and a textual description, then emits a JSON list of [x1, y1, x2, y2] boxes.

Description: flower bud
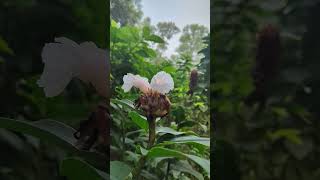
[[246, 24, 281, 105], [188, 69, 198, 95]]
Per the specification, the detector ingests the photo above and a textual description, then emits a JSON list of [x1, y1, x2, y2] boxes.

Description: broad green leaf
[[128, 111, 148, 132], [0, 118, 106, 170], [139, 146, 148, 156], [145, 34, 165, 43], [156, 136, 209, 153], [111, 20, 119, 28], [147, 147, 210, 176], [111, 99, 135, 109], [117, 27, 140, 42], [171, 160, 204, 180], [143, 47, 157, 58], [142, 26, 151, 37], [0, 36, 14, 55], [268, 129, 302, 144], [156, 127, 197, 136], [169, 136, 210, 147], [60, 158, 108, 180], [110, 161, 132, 180], [284, 138, 313, 160], [163, 66, 177, 74], [156, 126, 186, 136]]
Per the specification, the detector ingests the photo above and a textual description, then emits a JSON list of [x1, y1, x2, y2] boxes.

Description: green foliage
[[0, 0, 109, 179], [110, 0, 143, 26], [60, 158, 108, 180], [0, 36, 14, 55], [156, 22, 180, 40], [110, 17, 210, 179], [110, 161, 132, 180], [177, 24, 209, 62], [213, 0, 320, 180], [0, 118, 106, 170]]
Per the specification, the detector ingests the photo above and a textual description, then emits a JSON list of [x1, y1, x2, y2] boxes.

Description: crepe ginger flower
[[122, 71, 174, 119], [122, 71, 174, 94], [38, 37, 110, 98]]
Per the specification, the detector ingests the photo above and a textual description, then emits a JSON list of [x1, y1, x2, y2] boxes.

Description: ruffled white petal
[[38, 37, 110, 98], [122, 73, 150, 93], [150, 71, 174, 94]]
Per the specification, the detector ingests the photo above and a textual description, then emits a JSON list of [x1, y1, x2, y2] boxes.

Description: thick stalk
[[147, 116, 156, 148], [132, 116, 156, 179], [165, 160, 171, 180]]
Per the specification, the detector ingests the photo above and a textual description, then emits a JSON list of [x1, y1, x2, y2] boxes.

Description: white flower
[[122, 73, 150, 93], [122, 71, 174, 94], [150, 71, 174, 94], [38, 37, 110, 98]]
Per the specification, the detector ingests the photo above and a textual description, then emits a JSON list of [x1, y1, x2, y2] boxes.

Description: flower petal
[[150, 71, 174, 94], [76, 42, 110, 98], [38, 37, 110, 98], [122, 73, 150, 93]]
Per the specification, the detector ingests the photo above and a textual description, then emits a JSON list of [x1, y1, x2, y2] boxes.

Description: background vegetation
[[213, 0, 320, 180], [0, 0, 108, 179], [110, 0, 210, 179]]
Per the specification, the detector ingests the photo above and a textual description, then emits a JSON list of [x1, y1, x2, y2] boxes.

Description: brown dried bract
[[74, 103, 110, 152], [135, 90, 171, 119]]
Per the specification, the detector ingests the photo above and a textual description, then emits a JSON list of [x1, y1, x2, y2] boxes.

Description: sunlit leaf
[[170, 135, 210, 147], [0, 36, 14, 55], [128, 111, 148, 132], [111, 99, 135, 109], [147, 147, 210, 176], [171, 160, 204, 180], [156, 126, 186, 136], [145, 34, 165, 43], [268, 129, 302, 144], [110, 161, 132, 180]]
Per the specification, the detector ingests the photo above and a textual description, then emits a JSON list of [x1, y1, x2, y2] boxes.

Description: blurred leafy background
[[0, 0, 108, 179], [212, 0, 320, 180]]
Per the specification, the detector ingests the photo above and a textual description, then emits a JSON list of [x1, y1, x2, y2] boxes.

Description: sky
[[141, 0, 210, 57]]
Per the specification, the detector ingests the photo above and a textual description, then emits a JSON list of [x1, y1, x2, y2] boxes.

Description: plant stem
[[165, 160, 171, 180], [132, 116, 156, 179], [147, 116, 156, 148]]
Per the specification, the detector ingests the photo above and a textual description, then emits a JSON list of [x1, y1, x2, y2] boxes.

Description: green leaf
[[111, 20, 119, 28], [156, 127, 197, 137], [0, 36, 14, 55], [156, 126, 186, 136], [167, 136, 210, 152], [117, 26, 140, 42], [139, 146, 148, 156], [145, 34, 165, 43], [128, 111, 148, 132], [110, 161, 132, 180], [0, 118, 106, 170], [142, 26, 151, 37], [143, 47, 157, 58], [163, 66, 177, 74], [157, 136, 209, 153], [284, 138, 313, 160], [111, 99, 135, 110], [171, 160, 204, 180], [60, 158, 108, 180], [268, 129, 302, 144], [170, 136, 209, 146], [147, 147, 210, 176]]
